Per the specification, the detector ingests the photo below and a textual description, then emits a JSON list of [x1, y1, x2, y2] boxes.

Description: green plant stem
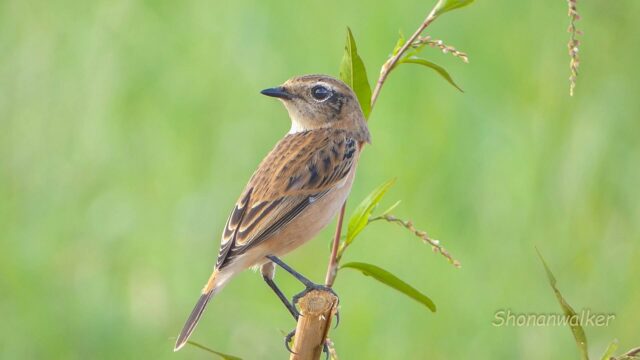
[[306, 4, 454, 359], [325, 202, 346, 287], [323, 2, 444, 289], [370, 6, 440, 109], [369, 214, 460, 268]]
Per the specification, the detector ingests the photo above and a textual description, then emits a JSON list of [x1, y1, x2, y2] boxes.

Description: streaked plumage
[[175, 74, 370, 351]]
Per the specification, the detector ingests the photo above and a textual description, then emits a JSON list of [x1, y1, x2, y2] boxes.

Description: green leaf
[[536, 248, 589, 360], [185, 340, 243, 360], [346, 178, 396, 245], [380, 200, 401, 216], [401, 57, 463, 92], [434, 0, 475, 16], [392, 32, 406, 56], [341, 262, 436, 312], [601, 339, 618, 360], [339, 27, 372, 119]]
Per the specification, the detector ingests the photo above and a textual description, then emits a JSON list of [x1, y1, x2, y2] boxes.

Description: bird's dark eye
[[311, 85, 331, 101]]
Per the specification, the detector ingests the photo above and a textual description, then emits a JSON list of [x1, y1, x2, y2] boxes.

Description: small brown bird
[[174, 74, 370, 351]]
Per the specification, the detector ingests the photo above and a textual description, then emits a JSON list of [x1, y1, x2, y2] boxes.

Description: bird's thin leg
[[266, 254, 341, 353], [266, 255, 339, 314], [262, 275, 299, 320], [266, 255, 315, 288]]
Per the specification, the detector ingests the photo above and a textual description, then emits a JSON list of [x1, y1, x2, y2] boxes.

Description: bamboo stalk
[[289, 290, 338, 360]]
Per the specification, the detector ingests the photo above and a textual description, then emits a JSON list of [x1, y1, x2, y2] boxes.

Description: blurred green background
[[2, 0, 639, 359]]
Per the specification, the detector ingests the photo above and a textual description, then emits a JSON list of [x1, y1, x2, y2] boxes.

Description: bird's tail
[[174, 270, 225, 351]]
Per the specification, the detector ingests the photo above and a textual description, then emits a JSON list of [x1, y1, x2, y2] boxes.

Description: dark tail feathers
[[174, 290, 214, 351]]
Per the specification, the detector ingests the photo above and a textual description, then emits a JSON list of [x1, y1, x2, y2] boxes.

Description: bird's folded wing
[[215, 130, 358, 269]]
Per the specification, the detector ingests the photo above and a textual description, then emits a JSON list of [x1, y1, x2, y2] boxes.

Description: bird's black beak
[[260, 86, 293, 100]]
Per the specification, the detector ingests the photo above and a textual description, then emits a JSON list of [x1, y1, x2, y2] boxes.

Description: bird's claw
[[322, 339, 330, 360], [283, 330, 332, 360], [285, 329, 296, 354]]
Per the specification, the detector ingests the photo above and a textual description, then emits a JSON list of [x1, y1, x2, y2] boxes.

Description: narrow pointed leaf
[[402, 57, 463, 92], [341, 262, 436, 312], [434, 0, 475, 16], [346, 178, 396, 245], [536, 249, 589, 360], [392, 32, 406, 56], [339, 27, 372, 119], [185, 340, 243, 360], [600, 339, 618, 360], [380, 200, 401, 217]]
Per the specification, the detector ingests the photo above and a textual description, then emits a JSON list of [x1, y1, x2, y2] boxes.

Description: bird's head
[[261, 74, 370, 141]]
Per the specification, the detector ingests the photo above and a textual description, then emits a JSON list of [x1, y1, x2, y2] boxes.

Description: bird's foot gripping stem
[[266, 255, 340, 357], [266, 255, 340, 314]]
